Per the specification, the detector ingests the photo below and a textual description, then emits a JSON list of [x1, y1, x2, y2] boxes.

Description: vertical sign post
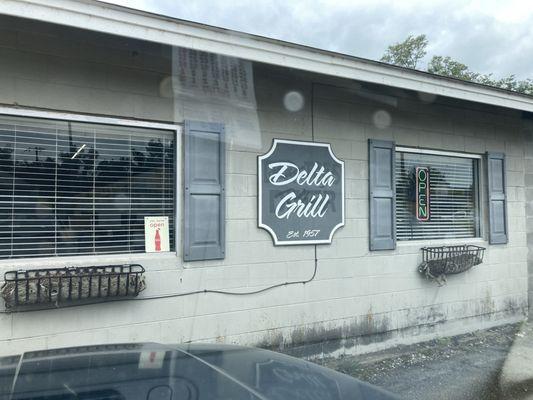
[[416, 167, 430, 221]]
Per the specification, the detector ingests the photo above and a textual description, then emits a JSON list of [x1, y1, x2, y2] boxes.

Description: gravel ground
[[314, 323, 523, 400]]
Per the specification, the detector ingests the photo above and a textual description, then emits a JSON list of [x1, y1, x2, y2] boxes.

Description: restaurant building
[[0, 0, 532, 357]]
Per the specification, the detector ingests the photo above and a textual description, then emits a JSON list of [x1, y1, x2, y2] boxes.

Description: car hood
[[0, 342, 400, 400]]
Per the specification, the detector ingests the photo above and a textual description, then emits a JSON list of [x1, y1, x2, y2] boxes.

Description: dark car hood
[[0, 343, 399, 400]]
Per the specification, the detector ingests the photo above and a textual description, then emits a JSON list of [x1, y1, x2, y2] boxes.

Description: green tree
[[381, 35, 533, 95], [514, 78, 533, 95], [380, 34, 428, 69], [427, 56, 479, 81]]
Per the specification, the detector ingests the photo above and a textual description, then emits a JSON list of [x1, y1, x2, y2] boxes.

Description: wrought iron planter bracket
[[1, 264, 146, 310], [418, 245, 485, 285]]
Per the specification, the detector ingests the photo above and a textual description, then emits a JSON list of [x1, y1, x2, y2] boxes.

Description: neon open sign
[[416, 166, 430, 221]]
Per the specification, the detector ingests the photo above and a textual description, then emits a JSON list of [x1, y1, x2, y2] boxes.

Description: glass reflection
[[0, 118, 175, 259]]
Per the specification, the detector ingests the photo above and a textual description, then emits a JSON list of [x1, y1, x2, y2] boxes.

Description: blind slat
[[396, 151, 478, 241], [0, 116, 175, 259]]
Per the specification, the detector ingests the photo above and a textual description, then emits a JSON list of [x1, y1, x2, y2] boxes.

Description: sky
[[105, 0, 533, 80]]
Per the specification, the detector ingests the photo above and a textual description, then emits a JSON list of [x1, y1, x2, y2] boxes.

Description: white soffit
[[4, 0, 533, 113]]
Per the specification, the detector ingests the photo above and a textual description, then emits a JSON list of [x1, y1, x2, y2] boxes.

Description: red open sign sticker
[[144, 216, 170, 252]]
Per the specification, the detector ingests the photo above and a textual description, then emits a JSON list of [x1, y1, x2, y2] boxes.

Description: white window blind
[[396, 151, 479, 241], [0, 116, 175, 259]]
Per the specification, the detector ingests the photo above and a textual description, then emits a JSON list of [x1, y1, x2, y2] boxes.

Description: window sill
[[0, 252, 180, 271]]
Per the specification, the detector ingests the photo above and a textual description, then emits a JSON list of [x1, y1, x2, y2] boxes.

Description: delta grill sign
[[258, 139, 345, 245], [416, 166, 430, 221]]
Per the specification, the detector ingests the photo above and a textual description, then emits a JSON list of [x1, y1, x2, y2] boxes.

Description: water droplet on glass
[[283, 91, 305, 112], [372, 110, 391, 129]]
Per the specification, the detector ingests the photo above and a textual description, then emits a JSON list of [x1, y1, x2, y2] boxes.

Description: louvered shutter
[[184, 121, 226, 261], [368, 139, 396, 250], [487, 152, 508, 244]]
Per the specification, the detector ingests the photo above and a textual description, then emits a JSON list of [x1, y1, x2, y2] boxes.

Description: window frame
[[0, 105, 182, 263], [395, 145, 484, 243]]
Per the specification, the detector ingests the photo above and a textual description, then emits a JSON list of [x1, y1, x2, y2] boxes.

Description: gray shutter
[[184, 121, 225, 261], [487, 152, 508, 244], [368, 139, 396, 250]]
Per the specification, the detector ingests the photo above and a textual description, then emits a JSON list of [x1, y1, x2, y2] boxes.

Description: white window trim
[[0, 105, 180, 131], [395, 145, 484, 242], [0, 105, 183, 265], [395, 146, 482, 159]]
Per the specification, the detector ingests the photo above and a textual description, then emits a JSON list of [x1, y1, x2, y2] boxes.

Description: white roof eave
[[4, 0, 533, 113]]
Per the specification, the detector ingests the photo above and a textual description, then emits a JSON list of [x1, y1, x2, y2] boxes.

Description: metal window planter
[[1, 264, 145, 310], [418, 245, 485, 285]]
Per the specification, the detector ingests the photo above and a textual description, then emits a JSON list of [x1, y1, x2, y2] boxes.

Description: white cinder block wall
[[524, 119, 533, 317], [0, 16, 528, 357]]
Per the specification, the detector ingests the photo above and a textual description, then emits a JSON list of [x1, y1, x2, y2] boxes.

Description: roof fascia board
[[4, 0, 533, 113]]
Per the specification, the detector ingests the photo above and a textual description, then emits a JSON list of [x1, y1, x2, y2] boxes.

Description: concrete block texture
[[0, 16, 529, 358], [525, 127, 533, 334]]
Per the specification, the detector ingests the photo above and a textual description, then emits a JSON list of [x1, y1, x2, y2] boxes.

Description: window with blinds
[[0, 116, 175, 259], [396, 151, 479, 241]]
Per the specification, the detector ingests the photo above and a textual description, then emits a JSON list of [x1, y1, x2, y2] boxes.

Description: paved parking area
[[314, 323, 532, 399]]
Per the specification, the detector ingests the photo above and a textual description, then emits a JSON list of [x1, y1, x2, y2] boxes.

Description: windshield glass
[[0, 3, 531, 399]]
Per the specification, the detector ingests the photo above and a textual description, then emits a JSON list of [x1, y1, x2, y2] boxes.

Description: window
[[0, 115, 175, 259], [395, 149, 480, 241]]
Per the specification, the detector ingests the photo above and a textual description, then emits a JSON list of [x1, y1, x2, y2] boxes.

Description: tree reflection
[[0, 131, 174, 258], [397, 154, 477, 240]]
